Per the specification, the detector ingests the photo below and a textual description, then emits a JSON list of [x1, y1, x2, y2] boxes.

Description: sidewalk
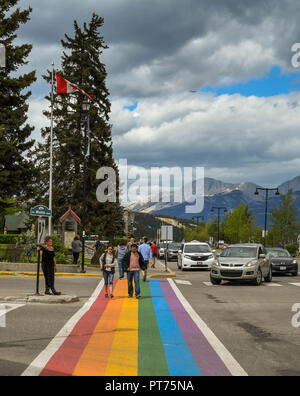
[[0, 260, 175, 279]]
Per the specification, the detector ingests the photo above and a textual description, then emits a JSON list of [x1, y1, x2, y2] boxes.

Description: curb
[[1, 294, 80, 304]]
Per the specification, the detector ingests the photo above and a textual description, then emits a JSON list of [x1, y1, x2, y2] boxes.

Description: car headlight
[[208, 255, 214, 259], [246, 260, 257, 267], [215, 260, 220, 267], [293, 260, 298, 265], [184, 255, 193, 259]]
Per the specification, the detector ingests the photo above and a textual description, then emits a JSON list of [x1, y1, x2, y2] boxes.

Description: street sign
[[161, 225, 173, 241], [0, 44, 5, 68], [30, 205, 52, 217]]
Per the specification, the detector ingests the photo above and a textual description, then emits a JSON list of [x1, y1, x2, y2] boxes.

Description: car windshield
[[184, 245, 211, 253], [169, 243, 181, 250], [221, 247, 257, 258], [267, 250, 291, 258]]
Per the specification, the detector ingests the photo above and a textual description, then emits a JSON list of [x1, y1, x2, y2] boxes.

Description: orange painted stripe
[[72, 280, 128, 376]]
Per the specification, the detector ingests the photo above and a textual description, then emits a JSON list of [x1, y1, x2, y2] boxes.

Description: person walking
[[151, 240, 159, 268], [127, 237, 135, 251], [37, 236, 61, 296], [122, 244, 146, 299], [94, 236, 101, 252], [116, 240, 128, 279], [138, 237, 153, 282], [71, 235, 82, 265], [100, 245, 117, 298]]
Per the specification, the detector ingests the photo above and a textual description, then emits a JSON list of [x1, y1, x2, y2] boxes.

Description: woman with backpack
[[100, 245, 117, 299]]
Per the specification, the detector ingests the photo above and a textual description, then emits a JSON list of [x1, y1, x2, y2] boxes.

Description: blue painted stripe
[[149, 279, 202, 376]]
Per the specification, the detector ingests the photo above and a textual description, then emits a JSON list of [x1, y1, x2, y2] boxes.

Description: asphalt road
[[0, 276, 99, 376], [1, 265, 300, 376], [167, 259, 300, 376]]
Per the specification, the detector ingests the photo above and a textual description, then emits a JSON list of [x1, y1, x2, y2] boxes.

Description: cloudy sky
[[15, 0, 300, 189]]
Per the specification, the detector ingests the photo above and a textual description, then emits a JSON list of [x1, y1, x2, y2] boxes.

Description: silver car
[[210, 244, 272, 286]]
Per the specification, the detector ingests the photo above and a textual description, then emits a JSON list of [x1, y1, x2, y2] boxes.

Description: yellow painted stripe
[[105, 294, 139, 376], [73, 280, 127, 376]]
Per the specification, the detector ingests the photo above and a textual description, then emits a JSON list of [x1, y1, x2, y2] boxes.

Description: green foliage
[[184, 222, 209, 242], [270, 189, 300, 247], [0, 234, 19, 244], [223, 203, 256, 244], [285, 244, 298, 257], [0, 0, 38, 200]]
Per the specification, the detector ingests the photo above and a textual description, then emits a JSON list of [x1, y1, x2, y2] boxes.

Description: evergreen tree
[[223, 203, 255, 244], [0, 1, 37, 199], [270, 189, 300, 247], [34, 14, 124, 238]]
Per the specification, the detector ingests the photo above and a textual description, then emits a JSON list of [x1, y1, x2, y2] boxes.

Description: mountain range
[[127, 176, 300, 227]]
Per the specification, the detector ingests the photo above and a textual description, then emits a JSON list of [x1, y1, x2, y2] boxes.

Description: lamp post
[[210, 207, 227, 246], [254, 187, 280, 246], [81, 99, 91, 273]]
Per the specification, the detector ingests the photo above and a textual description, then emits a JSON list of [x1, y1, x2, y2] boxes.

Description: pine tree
[[34, 14, 124, 238], [0, 1, 37, 199]]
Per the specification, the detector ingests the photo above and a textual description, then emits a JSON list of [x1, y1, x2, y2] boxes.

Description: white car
[[177, 241, 216, 271]]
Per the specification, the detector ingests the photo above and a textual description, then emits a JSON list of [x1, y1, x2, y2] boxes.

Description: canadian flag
[[56, 73, 94, 102]]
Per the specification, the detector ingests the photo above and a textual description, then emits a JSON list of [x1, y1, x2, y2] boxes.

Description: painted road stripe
[[138, 281, 169, 376], [21, 280, 105, 377], [175, 280, 192, 285], [160, 279, 231, 376], [0, 304, 25, 327], [150, 279, 202, 376], [105, 287, 139, 376], [290, 283, 300, 287], [265, 283, 282, 287], [203, 282, 213, 286], [73, 280, 127, 376], [167, 279, 248, 377]]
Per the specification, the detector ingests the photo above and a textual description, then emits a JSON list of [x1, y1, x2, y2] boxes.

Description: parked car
[[210, 243, 272, 286], [177, 241, 216, 270], [266, 248, 298, 276], [167, 242, 182, 261]]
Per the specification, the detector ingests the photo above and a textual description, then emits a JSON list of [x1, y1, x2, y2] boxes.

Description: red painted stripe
[[40, 282, 113, 376]]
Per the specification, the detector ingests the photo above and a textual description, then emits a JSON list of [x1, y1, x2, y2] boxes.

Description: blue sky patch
[[123, 101, 138, 111], [201, 66, 300, 97]]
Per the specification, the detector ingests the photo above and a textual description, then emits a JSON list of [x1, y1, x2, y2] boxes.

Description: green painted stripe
[[138, 281, 169, 376]]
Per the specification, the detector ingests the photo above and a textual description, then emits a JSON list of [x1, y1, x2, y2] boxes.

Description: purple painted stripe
[[159, 279, 231, 377]]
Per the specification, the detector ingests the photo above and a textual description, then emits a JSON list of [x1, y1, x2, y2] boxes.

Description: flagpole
[[49, 62, 54, 235]]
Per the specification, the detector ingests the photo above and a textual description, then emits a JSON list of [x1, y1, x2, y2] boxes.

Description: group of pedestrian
[[38, 234, 159, 300], [100, 237, 159, 300]]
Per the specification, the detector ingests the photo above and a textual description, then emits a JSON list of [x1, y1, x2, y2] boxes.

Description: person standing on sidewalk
[[127, 237, 135, 251], [37, 236, 61, 296], [71, 235, 82, 265], [100, 245, 117, 299], [151, 240, 159, 268], [138, 237, 153, 282], [122, 244, 146, 299], [116, 240, 127, 279]]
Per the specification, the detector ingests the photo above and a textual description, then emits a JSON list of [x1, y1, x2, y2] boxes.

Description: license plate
[[197, 263, 208, 267], [280, 267, 287, 271]]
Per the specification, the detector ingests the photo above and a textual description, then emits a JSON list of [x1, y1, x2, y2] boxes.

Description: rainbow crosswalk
[[37, 279, 238, 376]]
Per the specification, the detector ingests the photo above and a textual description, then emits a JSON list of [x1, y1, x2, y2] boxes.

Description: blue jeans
[[103, 271, 114, 287], [127, 271, 141, 297], [118, 258, 124, 278]]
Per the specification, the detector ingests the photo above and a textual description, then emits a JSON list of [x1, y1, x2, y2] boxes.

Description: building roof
[[5, 211, 30, 232], [59, 208, 81, 224]]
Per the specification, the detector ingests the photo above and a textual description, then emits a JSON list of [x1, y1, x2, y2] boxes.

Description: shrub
[[0, 234, 19, 244], [286, 244, 298, 257]]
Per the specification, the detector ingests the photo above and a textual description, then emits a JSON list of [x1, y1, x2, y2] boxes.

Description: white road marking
[[168, 279, 248, 377], [203, 282, 213, 286], [290, 283, 300, 287], [175, 280, 192, 285], [21, 279, 104, 377], [265, 283, 282, 287], [0, 304, 25, 328]]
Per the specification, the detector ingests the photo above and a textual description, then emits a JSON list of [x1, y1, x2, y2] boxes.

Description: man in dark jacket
[[122, 244, 146, 299]]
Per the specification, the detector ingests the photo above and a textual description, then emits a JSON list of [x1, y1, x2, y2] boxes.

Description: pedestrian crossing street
[[175, 280, 300, 288]]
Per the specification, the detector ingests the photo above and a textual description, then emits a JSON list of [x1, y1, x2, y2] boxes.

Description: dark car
[[266, 248, 298, 276], [167, 242, 182, 261]]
